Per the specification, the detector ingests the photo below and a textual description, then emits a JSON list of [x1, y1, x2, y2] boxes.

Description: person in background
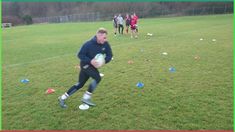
[[125, 13, 131, 34], [117, 14, 124, 35], [113, 15, 118, 36], [130, 15, 137, 38], [133, 13, 139, 33]]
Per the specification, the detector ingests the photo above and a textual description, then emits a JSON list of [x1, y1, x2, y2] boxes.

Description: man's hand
[[91, 59, 101, 68]]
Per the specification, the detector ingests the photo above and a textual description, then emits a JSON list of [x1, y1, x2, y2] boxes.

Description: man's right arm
[[77, 43, 92, 64]]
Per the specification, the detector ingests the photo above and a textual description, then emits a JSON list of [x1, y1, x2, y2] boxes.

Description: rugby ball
[[94, 53, 105, 68]]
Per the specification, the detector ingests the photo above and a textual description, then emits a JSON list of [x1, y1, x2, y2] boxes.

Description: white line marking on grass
[[4, 54, 73, 68]]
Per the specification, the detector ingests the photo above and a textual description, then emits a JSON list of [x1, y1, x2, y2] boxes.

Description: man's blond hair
[[97, 27, 108, 34]]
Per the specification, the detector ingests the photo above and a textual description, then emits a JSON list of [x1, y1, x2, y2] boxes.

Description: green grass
[[2, 14, 233, 130]]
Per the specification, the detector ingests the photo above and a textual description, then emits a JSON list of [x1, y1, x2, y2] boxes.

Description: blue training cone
[[136, 82, 144, 88], [169, 67, 176, 73], [21, 79, 29, 84]]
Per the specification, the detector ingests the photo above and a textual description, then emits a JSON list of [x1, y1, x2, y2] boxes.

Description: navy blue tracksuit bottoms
[[67, 64, 101, 96]]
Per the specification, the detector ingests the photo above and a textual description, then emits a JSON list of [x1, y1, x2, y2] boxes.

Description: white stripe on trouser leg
[[61, 92, 69, 100], [83, 91, 92, 100], [75, 82, 79, 86]]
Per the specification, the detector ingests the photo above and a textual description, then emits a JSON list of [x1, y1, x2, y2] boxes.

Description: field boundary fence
[[33, 6, 233, 24]]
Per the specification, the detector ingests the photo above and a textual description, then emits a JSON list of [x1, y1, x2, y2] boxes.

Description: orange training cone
[[46, 88, 55, 94]]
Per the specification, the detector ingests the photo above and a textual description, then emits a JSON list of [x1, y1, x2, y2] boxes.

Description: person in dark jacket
[[125, 13, 131, 34], [58, 28, 113, 108], [113, 15, 118, 36]]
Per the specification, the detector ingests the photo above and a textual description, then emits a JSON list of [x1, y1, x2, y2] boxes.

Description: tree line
[[2, 2, 233, 25]]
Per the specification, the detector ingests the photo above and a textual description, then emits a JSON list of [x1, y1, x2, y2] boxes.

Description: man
[[117, 14, 124, 34], [113, 15, 118, 36], [58, 28, 113, 108], [125, 13, 131, 34], [130, 15, 137, 38], [133, 13, 139, 33]]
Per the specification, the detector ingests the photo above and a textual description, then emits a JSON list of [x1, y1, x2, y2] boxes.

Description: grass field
[[2, 14, 233, 130]]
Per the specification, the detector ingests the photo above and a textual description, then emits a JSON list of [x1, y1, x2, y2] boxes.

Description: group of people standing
[[113, 13, 139, 38]]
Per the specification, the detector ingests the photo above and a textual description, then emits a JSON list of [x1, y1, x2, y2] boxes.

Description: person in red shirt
[[133, 13, 139, 33], [130, 15, 137, 38]]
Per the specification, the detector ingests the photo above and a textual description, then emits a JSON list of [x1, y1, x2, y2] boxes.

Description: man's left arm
[[105, 43, 113, 64]]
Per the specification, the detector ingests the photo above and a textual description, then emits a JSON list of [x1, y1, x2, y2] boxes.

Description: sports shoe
[[58, 97, 67, 108], [81, 98, 96, 106]]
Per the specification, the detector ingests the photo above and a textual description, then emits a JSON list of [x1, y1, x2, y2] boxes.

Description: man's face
[[97, 33, 107, 44]]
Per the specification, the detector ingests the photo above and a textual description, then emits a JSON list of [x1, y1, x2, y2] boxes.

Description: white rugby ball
[[94, 53, 105, 68]]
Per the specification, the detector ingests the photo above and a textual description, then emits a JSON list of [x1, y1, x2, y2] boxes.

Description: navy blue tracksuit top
[[78, 36, 113, 67]]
